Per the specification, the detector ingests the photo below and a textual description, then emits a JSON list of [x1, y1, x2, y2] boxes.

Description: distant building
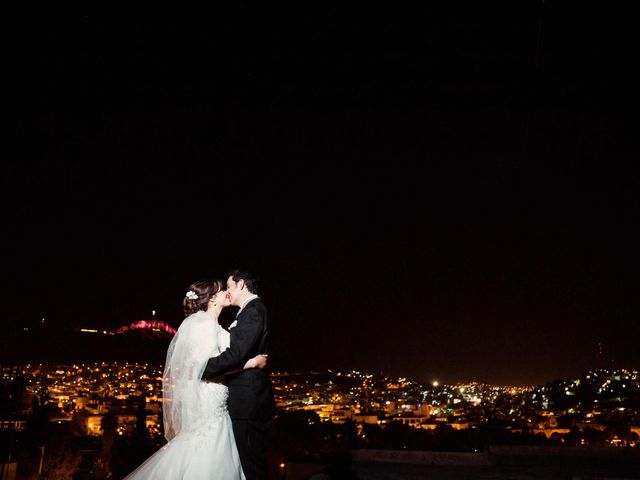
[[331, 408, 353, 424], [354, 413, 380, 425], [0, 413, 27, 432]]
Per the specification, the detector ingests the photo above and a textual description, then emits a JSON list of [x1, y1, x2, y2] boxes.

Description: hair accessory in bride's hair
[[185, 291, 198, 300]]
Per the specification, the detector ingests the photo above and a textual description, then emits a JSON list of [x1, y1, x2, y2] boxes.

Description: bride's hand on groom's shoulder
[[243, 354, 268, 370]]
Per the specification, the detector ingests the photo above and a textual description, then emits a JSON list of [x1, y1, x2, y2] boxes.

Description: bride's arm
[[244, 354, 267, 370]]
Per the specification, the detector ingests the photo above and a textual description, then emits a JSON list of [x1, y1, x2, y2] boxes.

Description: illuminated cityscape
[[2, 328, 639, 478], [1, 358, 639, 478], [3, 363, 639, 441]]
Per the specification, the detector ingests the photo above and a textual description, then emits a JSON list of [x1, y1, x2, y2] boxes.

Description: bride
[[124, 279, 267, 479]]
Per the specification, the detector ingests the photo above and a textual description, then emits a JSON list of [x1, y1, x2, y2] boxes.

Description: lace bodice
[[163, 311, 231, 438]]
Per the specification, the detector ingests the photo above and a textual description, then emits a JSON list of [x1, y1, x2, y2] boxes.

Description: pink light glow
[[113, 320, 176, 335]]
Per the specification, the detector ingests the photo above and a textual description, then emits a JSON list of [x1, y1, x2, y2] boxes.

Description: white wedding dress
[[124, 311, 245, 480]]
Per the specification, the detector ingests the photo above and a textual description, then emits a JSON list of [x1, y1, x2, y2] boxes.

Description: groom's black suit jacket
[[201, 298, 276, 420]]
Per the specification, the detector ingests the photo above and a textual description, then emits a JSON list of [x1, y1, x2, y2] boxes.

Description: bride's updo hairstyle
[[182, 278, 225, 317]]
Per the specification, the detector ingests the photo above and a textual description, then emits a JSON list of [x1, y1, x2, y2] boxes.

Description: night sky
[[4, 4, 639, 386]]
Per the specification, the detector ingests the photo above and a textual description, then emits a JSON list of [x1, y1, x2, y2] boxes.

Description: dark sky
[[4, 3, 639, 386]]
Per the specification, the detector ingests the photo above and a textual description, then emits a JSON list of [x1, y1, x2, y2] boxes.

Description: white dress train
[[124, 311, 245, 480]]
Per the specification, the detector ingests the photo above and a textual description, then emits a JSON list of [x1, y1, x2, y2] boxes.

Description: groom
[[202, 269, 276, 480]]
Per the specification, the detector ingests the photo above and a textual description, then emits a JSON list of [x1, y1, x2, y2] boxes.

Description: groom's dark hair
[[228, 269, 259, 295]]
